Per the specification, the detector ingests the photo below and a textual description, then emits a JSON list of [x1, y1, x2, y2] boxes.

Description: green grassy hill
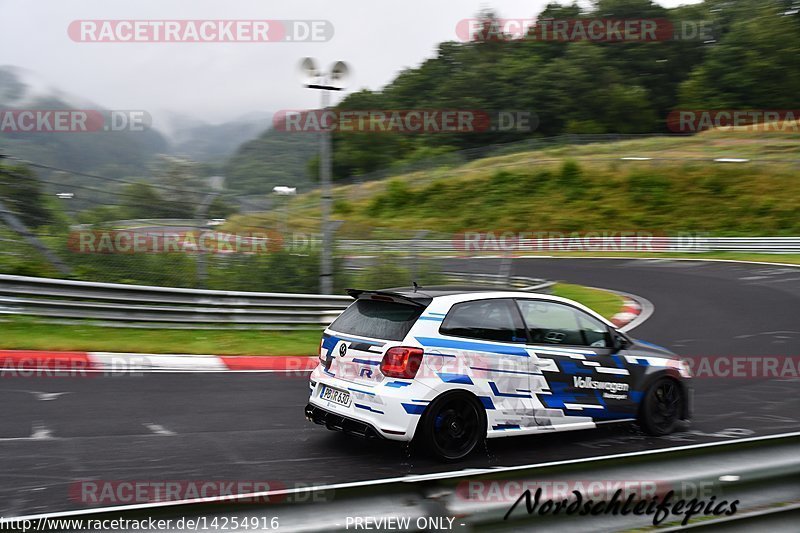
[[227, 126, 800, 238]]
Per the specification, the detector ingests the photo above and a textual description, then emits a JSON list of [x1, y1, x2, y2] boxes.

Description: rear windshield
[[329, 299, 424, 341]]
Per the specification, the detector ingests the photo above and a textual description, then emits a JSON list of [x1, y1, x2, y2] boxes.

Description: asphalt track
[[1, 258, 799, 517]]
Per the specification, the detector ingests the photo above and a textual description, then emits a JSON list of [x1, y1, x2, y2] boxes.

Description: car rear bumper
[[304, 403, 385, 439], [307, 366, 431, 441]]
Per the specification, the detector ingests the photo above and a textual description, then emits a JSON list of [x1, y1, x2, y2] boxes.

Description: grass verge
[[551, 283, 625, 319], [0, 318, 322, 356]]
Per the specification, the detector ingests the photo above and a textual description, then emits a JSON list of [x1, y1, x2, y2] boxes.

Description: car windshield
[[329, 299, 424, 341]]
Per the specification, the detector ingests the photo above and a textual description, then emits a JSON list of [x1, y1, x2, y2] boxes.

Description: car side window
[[516, 300, 611, 348], [439, 298, 527, 343], [576, 311, 613, 348]]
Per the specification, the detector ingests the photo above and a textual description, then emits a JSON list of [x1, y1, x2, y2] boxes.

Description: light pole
[[300, 58, 349, 295]]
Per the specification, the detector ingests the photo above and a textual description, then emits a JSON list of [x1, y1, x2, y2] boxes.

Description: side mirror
[[611, 330, 631, 352]]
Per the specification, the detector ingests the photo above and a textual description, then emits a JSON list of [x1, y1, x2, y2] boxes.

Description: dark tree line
[[327, 0, 799, 179]]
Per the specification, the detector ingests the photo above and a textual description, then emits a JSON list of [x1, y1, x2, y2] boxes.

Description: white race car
[[306, 287, 691, 461]]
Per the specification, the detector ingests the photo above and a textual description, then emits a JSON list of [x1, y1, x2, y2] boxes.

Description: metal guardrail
[[72, 219, 202, 230], [340, 237, 800, 254], [442, 271, 555, 291], [8, 432, 798, 532], [0, 273, 552, 328], [0, 274, 352, 329]]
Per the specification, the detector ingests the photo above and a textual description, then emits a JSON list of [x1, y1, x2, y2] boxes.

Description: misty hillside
[[165, 112, 273, 162], [0, 65, 169, 178], [224, 127, 319, 195], [0, 66, 280, 179]]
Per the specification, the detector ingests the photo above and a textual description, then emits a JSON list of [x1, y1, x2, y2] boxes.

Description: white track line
[[144, 423, 175, 436], [513, 256, 800, 268], [30, 422, 52, 440]]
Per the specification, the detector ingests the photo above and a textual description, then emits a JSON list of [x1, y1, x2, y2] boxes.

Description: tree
[[0, 162, 53, 228], [120, 182, 172, 219], [679, 2, 800, 108]]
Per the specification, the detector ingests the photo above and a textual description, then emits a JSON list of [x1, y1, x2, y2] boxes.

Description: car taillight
[[318, 339, 327, 366], [380, 347, 424, 379]]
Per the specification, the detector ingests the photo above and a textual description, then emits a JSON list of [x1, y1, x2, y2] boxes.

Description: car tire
[[417, 392, 486, 462], [638, 377, 684, 436]]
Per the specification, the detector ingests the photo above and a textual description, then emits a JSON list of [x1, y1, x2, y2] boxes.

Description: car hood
[[626, 338, 679, 359]]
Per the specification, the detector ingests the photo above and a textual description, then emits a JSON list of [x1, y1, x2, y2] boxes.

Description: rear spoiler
[[345, 288, 432, 307]]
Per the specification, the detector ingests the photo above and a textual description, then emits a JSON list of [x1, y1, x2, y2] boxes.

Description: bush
[[626, 170, 672, 208]]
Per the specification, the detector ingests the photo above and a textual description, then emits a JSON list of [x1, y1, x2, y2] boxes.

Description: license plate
[[320, 385, 351, 407]]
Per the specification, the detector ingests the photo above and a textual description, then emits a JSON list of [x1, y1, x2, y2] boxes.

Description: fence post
[[411, 230, 429, 282], [499, 256, 513, 287], [195, 192, 220, 289]]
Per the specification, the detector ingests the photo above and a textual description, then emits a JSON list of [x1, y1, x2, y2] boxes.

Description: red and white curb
[[611, 297, 642, 328], [0, 350, 317, 373], [603, 289, 654, 333]]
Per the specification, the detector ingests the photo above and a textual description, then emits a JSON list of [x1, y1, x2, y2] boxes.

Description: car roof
[[348, 286, 617, 328], [348, 285, 525, 306]]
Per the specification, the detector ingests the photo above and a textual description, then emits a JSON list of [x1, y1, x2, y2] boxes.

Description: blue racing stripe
[[471, 366, 538, 376], [354, 403, 384, 414], [436, 372, 474, 384], [385, 381, 411, 388], [492, 424, 520, 430], [559, 360, 594, 375], [489, 382, 531, 398], [352, 358, 381, 366], [635, 339, 670, 352], [402, 403, 426, 415], [416, 337, 529, 357], [478, 396, 496, 410]]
